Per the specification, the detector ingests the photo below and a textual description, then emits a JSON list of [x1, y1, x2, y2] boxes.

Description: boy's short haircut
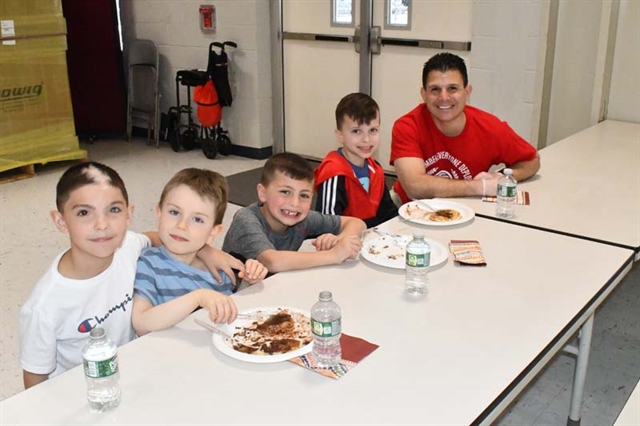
[[159, 168, 228, 225], [335, 92, 380, 130], [260, 153, 314, 187], [422, 52, 469, 88], [56, 161, 129, 212]]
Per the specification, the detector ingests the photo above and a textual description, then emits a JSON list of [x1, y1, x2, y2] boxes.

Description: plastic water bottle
[[311, 291, 342, 367], [405, 233, 431, 295], [82, 327, 121, 411], [496, 168, 517, 218]]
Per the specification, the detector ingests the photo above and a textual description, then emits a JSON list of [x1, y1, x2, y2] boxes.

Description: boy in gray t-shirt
[[223, 153, 366, 274]]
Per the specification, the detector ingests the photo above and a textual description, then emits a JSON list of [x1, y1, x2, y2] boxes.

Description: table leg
[[567, 313, 594, 426]]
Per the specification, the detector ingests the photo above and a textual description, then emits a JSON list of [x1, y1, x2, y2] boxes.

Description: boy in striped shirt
[[132, 168, 267, 336]]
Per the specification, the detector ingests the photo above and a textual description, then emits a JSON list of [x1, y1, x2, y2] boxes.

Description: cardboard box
[[0, 1, 85, 173], [0, 0, 62, 20]]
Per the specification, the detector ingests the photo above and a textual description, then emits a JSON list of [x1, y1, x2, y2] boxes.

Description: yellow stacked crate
[[0, 0, 86, 180]]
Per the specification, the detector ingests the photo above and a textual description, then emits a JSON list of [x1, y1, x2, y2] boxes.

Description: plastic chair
[[126, 39, 160, 147]]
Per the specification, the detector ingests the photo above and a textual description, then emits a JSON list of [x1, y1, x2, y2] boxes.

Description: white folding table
[[1, 217, 633, 425], [454, 120, 640, 258]]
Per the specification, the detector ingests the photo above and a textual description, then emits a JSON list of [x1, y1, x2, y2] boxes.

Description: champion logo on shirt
[[76, 293, 133, 333]]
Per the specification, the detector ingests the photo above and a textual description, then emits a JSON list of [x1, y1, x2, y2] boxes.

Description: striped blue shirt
[[134, 246, 234, 306]]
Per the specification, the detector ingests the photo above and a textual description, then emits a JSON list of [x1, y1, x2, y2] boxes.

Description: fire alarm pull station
[[199, 5, 216, 33]]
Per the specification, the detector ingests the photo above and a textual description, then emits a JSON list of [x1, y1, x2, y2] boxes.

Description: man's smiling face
[[421, 69, 472, 133]]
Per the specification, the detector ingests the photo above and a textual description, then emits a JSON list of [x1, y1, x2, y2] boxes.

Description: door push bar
[[282, 29, 471, 53]]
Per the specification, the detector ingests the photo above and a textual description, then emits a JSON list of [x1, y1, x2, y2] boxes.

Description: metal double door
[[280, 0, 472, 172]]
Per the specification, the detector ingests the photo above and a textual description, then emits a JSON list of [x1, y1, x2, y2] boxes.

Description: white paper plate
[[211, 307, 313, 363], [398, 199, 475, 227], [360, 234, 448, 269]]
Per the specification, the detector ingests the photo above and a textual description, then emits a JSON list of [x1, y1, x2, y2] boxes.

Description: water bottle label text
[[311, 318, 341, 338], [498, 185, 516, 197], [84, 355, 118, 378], [406, 252, 430, 267]]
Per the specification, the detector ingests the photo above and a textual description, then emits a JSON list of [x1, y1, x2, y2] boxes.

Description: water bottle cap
[[413, 232, 425, 239], [503, 168, 513, 175], [319, 291, 333, 302], [89, 327, 106, 339]]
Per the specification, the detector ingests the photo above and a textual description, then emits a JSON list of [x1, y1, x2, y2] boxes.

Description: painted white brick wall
[[121, 0, 548, 152], [120, 0, 272, 150], [470, 0, 543, 148]]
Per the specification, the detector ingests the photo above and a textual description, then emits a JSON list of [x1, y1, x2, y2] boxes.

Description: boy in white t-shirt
[[19, 162, 242, 389]]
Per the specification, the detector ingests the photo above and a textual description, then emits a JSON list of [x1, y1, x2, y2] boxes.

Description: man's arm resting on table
[[23, 370, 48, 389], [510, 152, 540, 182], [394, 157, 485, 199]]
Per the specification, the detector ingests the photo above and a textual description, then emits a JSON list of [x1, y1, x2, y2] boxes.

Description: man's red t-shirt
[[390, 104, 537, 203]]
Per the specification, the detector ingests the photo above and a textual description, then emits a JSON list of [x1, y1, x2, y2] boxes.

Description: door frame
[[269, 0, 285, 154]]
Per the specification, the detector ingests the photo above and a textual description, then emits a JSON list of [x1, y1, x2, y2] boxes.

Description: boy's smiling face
[[257, 170, 314, 233], [156, 184, 221, 264], [51, 183, 132, 264], [335, 113, 381, 167]]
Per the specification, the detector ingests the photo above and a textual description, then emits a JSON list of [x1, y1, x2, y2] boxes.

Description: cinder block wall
[[120, 0, 547, 153], [119, 0, 273, 152], [469, 0, 544, 147]]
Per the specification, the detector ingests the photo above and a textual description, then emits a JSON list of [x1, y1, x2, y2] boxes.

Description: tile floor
[[1, 138, 638, 425]]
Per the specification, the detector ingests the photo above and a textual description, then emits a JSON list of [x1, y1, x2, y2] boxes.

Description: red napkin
[[289, 333, 379, 379]]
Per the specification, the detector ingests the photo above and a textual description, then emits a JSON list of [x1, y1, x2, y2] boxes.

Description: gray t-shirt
[[222, 202, 342, 260]]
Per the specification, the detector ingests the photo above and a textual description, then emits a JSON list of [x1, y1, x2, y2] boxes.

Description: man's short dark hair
[[261, 152, 314, 186], [422, 52, 469, 88], [335, 92, 380, 129], [55, 162, 128, 212]]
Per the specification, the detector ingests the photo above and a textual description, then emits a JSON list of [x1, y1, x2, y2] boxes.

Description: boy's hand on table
[[199, 290, 238, 324], [330, 234, 362, 262], [311, 233, 340, 251], [238, 259, 268, 284]]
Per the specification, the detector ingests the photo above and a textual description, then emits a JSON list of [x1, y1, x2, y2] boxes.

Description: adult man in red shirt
[[390, 53, 540, 205]]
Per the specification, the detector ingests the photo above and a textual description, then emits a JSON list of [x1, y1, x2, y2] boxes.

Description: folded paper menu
[[289, 333, 379, 379], [449, 239, 487, 266], [483, 191, 530, 205]]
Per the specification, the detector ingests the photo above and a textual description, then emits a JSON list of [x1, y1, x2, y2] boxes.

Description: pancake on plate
[[231, 309, 312, 356], [428, 209, 462, 222]]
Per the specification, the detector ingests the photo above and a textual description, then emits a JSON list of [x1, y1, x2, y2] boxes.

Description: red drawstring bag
[[193, 79, 222, 127]]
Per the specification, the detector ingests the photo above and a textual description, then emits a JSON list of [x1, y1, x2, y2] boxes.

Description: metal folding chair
[[126, 39, 160, 147]]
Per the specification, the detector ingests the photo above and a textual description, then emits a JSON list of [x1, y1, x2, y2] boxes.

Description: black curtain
[[62, 0, 126, 138]]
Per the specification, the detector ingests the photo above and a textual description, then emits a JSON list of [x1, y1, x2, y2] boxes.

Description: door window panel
[[332, 0, 355, 27], [385, 0, 411, 29]]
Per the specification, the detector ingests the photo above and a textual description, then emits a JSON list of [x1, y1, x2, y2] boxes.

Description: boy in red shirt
[[314, 93, 398, 227]]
